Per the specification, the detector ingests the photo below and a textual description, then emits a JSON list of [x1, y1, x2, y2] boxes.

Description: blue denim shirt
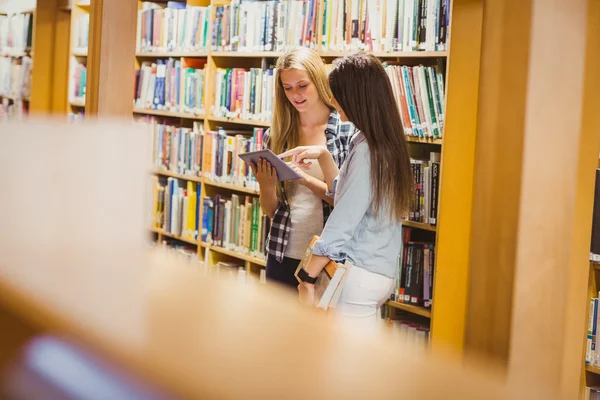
[[311, 132, 402, 279]]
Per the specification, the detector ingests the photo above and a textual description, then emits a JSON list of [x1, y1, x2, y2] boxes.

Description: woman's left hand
[[298, 282, 316, 307]]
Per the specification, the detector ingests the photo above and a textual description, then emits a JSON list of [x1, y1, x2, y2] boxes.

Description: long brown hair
[[328, 52, 413, 221], [270, 47, 334, 203]]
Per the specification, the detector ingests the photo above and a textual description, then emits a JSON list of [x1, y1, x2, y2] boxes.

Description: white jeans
[[334, 264, 395, 334]]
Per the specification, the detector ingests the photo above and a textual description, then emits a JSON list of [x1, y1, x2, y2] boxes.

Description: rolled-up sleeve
[[312, 146, 371, 261], [325, 175, 339, 198]]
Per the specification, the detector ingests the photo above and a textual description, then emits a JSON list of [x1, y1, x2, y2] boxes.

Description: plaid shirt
[[262, 110, 356, 262]]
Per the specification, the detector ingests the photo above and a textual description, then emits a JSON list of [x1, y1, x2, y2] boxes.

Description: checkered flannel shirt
[[262, 110, 356, 262]]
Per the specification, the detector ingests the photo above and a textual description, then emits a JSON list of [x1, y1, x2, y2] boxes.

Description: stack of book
[[409, 152, 440, 225], [211, 67, 275, 122], [0, 12, 33, 54], [136, 1, 210, 53], [202, 194, 269, 260], [211, 0, 450, 53], [135, 58, 206, 114], [392, 226, 435, 308], [385, 63, 445, 139]]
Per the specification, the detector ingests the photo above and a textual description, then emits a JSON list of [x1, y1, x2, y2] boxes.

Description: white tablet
[[238, 149, 302, 182]]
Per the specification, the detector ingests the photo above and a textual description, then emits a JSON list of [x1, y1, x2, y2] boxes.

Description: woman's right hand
[[249, 158, 278, 190]]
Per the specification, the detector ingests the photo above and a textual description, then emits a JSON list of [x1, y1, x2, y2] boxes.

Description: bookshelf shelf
[[72, 49, 88, 57], [134, 108, 205, 120], [69, 98, 85, 107], [586, 365, 600, 375], [204, 243, 267, 267], [136, 52, 209, 58], [402, 220, 437, 232], [320, 50, 448, 58], [211, 51, 283, 58], [153, 170, 203, 185], [203, 179, 259, 195], [152, 171, 259, 195], [208, 116, 271, 128], [405, 136, 443, 145], [0, 51, 29, 58], [150, 227, 198, 246], [386, 301, 432, 318]]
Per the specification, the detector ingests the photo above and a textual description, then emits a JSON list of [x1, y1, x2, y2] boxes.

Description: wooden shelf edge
[[133, 108, 205, 119], [136, 52, 209, 58], [150, 227, 198, 246], [153, 170, 203, 184], [586, 365, 600, 375], [203, 179, 259, 195], [386, 301, 432, 318], [402, 220, 437, 232], [405, 136, 443, 145], [204, 243, 266, 266], [208, 116, 271, 128], [69, 98, 86, 107], [152, 171, 259, 195]]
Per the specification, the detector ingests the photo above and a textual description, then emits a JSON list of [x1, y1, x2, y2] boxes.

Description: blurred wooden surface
[[0, 119, 554, 399]]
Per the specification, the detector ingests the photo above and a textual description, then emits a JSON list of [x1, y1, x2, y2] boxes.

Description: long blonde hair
[[269, 47, 334, 203]]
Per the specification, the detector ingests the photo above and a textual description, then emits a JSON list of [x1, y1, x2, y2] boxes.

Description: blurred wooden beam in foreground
[[0, 120, 554, 399]]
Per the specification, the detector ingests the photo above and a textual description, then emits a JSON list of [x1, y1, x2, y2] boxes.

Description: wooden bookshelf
[[135, 0, 469, 352], [386, 301, 432, 319]]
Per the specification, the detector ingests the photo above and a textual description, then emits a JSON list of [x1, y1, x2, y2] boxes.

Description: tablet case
[[238, 149, 302, 182]]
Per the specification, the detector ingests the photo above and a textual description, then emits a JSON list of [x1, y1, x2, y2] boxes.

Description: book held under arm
[[295, 236, 349, 310]]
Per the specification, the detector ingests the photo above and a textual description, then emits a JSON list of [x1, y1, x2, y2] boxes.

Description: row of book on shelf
[[586, 294, 600, 367], [137, 0, 449, 54], [135, 58, 206, 114], [0, 12, 33, 54], [137, 2, 210, 53], [390, 226, 435, 308], [150, 120, 265, 191], [134, 59, 444, 141], [151, 175, 270, 260], [409, 152, 440, 225], [0, 55, 31, 100]]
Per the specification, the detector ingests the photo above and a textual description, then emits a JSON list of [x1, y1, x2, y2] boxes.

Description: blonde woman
[[249, 47, 355, 289]]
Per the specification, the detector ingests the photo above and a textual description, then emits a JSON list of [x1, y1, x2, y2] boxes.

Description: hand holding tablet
[[238, 149, 302, 182]]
